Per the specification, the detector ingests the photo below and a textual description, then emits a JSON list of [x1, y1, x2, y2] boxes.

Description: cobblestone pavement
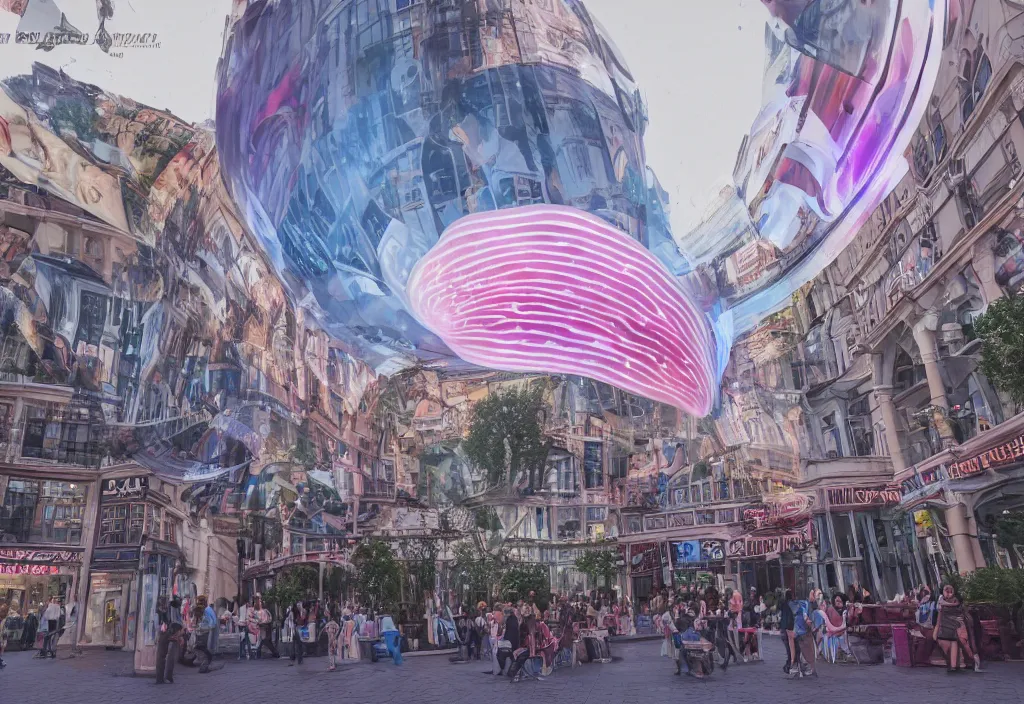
[[1, 638, 1021, 704]]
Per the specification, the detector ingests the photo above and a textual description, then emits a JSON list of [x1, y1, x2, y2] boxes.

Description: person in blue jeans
[[788, 597, 817, 678]]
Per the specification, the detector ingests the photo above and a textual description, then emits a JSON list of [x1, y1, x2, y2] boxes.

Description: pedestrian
[[788, 592, 816, 678], [780, 588, 796, 674], [193, 597, 216, 673], [325, 611, 341, 671], [38, 597, 61, 658], [236, 596, 253, 661], [497, 606, 519, 676], [288, 601, 306, 666], [152, 597, 179, 683], [935, 583, 982, 673], [0, 598, 9, 669]]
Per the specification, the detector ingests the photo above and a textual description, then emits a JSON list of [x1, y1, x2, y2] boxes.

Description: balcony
[[362, 478, 396, 501], [802, 456, 895, 486]]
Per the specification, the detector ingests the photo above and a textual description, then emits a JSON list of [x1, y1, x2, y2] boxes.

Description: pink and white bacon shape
[[406, 205, 718, 416]]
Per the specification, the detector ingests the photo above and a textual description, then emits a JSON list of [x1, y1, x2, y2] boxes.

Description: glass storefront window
[[833, 512, 859, 559], [82, 572, 136, 647], [0, 479, 87, 545]]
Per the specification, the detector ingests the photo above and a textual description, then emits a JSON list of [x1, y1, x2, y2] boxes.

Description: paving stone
[[0, 639, 1020, 703]]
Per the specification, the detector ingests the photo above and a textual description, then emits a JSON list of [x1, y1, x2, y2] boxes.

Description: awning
[[207, 405, 270, 457]]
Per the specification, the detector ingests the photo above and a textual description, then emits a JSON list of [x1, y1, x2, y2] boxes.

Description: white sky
[[0, 0, 768, 234]]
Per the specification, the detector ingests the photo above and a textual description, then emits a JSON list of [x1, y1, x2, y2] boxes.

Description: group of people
[[448, 591, 627, 681], [0, 595, 71, 670], [647, 580, 986, 680]]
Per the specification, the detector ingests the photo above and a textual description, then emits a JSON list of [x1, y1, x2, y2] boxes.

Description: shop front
[[0, 548, 84, 651], [728, 520, 814, 596], [625, 541, 666, 606], [134, 546, 182, 673], [81, 548, 141, 649], [670, 539, 725, 590]]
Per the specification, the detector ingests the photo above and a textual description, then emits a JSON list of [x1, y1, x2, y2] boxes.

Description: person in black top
[[497, 608, 519, 676], [154, 595, 182, 684], [779, 589, 796, 674]]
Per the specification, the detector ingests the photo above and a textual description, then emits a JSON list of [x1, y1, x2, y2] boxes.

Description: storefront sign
[[728, 521, 813, 558], [826, 485, 901, 508], [742, 492, 814, 529], [0, 564, 59, 575], [628, 542, 660, 574], [102, 476, 149, 500], [671, 539, 725, 564], [0, 549, 83, 564], [948, 433, 1024, 480]]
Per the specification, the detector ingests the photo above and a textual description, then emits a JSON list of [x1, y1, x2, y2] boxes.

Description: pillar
[[871, 353, 908, 473], [912, 317, 947, 411], [944, 503, 978, 574], [74, 476, 103, 651], [912, 317, 956, 445], [966, 514, 988, 570], [972, 236, 1004, 306], [874, 387, 908, 472]]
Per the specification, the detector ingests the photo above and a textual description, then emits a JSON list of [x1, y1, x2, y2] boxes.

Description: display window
[[0, 571, 75, 651], [82, 572, 137, 647]]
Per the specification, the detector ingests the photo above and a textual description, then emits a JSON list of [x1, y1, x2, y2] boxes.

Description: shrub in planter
[[960, 567, 1024, 606]]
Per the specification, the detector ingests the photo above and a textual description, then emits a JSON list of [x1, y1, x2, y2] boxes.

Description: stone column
[[873, 386, 907, 473], [871, 354, 908, 473], [944, 502, 978, 574], [74, 476, 103, 650], [966, 513, 988, 569], [972, 235, 1004, 305], [912, 317, 956, 446], [912, 316, 947, 410]]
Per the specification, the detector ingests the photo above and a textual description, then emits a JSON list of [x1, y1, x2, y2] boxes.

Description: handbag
[[497, 639, 512, 650]]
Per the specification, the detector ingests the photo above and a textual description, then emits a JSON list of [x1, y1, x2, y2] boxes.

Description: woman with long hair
[[935, 583, 981, 673]]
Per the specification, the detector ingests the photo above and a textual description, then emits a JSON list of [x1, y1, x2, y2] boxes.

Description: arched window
[[961, 47, 993, 123]]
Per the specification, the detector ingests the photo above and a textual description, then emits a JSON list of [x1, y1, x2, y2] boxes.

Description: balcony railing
[[362, 478, 395, 500]]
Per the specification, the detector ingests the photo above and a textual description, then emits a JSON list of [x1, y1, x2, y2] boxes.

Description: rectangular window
[[163, 519, 178, 545], [696, 510, 715, 525], [74, 290, 108, 349], [585, 507, 607, 523], [146, 505, 161, 541], [0, 479, 87, 545], [100, 504, 129, 545], [583, 442, 603, 489], [833, 512, 858, 559]]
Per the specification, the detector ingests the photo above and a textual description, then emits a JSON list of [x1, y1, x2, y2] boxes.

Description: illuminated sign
[[948, 433, 1024, 480], [102, 476, 149, 500], [0, 564, 59, 575], [628, 542, 661, 574], [0, 549, 83, 564], [743, 493, 814, 529], [728, 521, 813, 558], [826, 485, 902, 508]]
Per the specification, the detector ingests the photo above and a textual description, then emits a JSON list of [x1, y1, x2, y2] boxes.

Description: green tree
[[574, 550, 620, 593], [450, 542, 502, 605], [352, 539, 403, 614], [263, 564, 319, 616], [995, 511, 1024, 551], [500, 563, 550, 610], [463, 383, 551, 492], [974, 295, 1024, 405]]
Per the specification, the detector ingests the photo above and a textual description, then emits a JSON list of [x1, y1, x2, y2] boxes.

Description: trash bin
[[358, 637, 376, 661], [891, 624, 912, 667]]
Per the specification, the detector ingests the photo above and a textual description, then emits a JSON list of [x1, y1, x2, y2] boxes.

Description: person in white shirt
[[39, 597, 62, 658]]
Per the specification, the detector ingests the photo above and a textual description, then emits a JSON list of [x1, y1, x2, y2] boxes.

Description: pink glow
[[407, 206, 719, 416]]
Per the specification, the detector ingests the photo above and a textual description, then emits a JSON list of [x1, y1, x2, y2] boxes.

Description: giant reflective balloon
[[216, 0, 946, 415]]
